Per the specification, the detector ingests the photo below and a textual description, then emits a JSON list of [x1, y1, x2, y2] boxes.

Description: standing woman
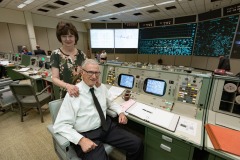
[[51, 21, 86, 98]]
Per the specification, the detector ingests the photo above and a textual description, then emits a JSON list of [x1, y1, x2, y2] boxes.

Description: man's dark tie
[[89, 88, 108, 131]]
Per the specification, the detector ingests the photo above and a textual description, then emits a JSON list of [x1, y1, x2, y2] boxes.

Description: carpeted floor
[[0, 105, 58, 160]]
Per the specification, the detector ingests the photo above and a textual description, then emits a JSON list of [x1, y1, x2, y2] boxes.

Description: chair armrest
[[47, 124, 71, 151], [107, 109, 118, 118], [0, 87, 10, 94], [36, 85, 51, 96]]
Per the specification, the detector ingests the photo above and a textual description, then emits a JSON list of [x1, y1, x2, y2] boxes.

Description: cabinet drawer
[[145, 128, 191, 160], [146, 128, 190, 148]]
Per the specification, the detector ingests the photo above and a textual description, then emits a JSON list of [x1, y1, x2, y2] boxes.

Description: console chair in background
[[0, 78, 19, 112], [47, 99, 126, 160], [9, 84, 53, 123]]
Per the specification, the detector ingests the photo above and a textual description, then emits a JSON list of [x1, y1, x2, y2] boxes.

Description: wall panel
[[47, 28, 61, 51], [0, 23, 13, 52], [191, 56, 208, 69], [8, 23, 30, 53], [175, 56, 192, 67], [34, 26, 49, 51]]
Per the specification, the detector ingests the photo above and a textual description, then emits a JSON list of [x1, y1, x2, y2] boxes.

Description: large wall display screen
[[194, 15, 239, 57], [138, 23, 196, 55], [90, 29, 114, 48], [115, 29, 139, 48], [231, 20, 240, 59]]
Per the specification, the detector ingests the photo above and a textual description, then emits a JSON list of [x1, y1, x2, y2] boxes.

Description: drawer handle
[[162, 135, 172, 143], [160, 144, 171, 152]]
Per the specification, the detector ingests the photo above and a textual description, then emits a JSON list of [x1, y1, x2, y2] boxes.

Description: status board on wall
[[138, 23, 196, 55], [194, 15, 239, 57]]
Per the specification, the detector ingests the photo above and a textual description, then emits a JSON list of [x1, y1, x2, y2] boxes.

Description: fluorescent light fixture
[[56, 13, 65, 16], [24, 0, 35, 4], [121, 9, 136, 13], [74, 6, 85, 11], [64, 10, 74, 13], [136, 5, 154, 10], [85, 0, 108, 7], [91, 17, 100, 20], [82, 19, 90, 21], [85, 2, 99, 7], [17, 4, 26, 8], [156, 0, 175, 6]]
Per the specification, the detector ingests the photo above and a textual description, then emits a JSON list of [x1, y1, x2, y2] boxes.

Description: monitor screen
[[90, 29, 114, 48], [118, 74, 134, 89], [21, 54, 31, 66], [115, 29, 139, 48], [143, 78, 166, 96]]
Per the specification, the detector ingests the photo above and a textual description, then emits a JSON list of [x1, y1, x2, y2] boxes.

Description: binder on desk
[[205, 124, 240, 156], [126, 102, 179, 132]]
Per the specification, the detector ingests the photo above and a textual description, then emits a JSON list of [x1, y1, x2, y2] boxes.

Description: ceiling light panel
[[157, 0, 176, 6]]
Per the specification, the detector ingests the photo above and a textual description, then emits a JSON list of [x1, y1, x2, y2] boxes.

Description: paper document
[[18, 68, 30, 72], [149, 108, 174, 129], [0, 61, 9, 65], [177, 118, 197, 136], [121, 99, 136, 112], [108, 86, 125, 99]]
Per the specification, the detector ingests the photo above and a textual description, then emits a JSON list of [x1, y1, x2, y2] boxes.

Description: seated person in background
[[53, 59, 143, 160], [100, 50, 107, 63], [218, 55, 231, 71], [34, 45, 46, 55], [157, 58, 163, 65], [21, 46, 31, 55]]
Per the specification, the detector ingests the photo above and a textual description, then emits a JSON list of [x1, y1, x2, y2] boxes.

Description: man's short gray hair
[[81, 59, 99, 68]]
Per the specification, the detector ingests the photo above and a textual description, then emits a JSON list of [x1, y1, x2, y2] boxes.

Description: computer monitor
[[20, 54, 31, 66], [45, 62, 51, 69], [118, 74, 134, 89], [143, 78, 166, 96]]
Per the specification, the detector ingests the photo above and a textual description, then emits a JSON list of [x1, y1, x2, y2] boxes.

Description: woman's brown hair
[[56, 21, 79, 44]]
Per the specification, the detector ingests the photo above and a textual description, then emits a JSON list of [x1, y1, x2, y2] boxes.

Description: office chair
[[47, 99, 126, 160], [0, 79, 19, 112], [9, 83, 53, 123]]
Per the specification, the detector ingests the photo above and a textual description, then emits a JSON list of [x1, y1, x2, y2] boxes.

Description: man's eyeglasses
[[82, 69, 101, 76]]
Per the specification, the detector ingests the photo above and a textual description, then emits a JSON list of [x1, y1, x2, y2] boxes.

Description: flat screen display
[[118, 74, 134, 89], [144, 78, 166, 96], [90, 29, 114, 48], [115, 29, 139, 48]]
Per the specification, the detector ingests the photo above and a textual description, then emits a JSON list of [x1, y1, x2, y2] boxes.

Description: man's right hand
[[78, 137, 98, 153]]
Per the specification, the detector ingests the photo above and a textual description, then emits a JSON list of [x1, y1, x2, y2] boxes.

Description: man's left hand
[[118, 112, 128, 124]]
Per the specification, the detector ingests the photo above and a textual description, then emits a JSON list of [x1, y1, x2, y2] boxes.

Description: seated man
[[53, 59, 143, 160], [34, 45, 46, 55]]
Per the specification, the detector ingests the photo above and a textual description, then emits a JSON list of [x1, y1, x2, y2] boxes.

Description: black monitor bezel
[[118, 74, 135, 89], [143, 78, 166, 96]]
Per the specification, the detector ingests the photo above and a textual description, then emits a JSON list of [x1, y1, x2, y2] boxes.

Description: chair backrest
[[48, 99, 63, 123], [10, 84, 36, 96]]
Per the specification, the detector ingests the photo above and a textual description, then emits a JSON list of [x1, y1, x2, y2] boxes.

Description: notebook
[[126, 102, 179, 132], [205, 124, 240, 156]]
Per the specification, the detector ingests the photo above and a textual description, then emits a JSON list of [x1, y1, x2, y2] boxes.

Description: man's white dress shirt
[[53, 81, 122, 145]]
